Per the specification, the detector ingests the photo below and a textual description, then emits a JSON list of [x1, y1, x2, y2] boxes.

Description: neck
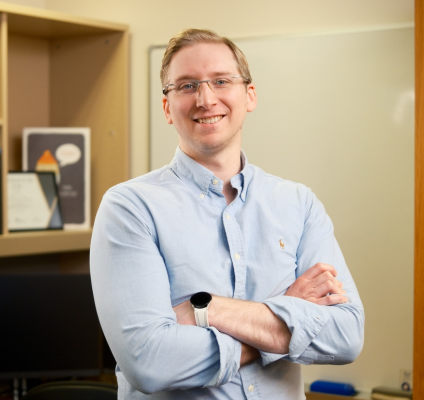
[[180, 143, 242, 205]]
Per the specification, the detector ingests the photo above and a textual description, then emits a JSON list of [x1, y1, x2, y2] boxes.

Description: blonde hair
[[160, 28, 252, 87]]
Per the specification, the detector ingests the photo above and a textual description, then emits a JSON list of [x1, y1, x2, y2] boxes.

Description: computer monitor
[[0, 274, 113, 379]]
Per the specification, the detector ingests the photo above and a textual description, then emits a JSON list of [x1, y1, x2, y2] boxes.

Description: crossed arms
[[90, 187, 365, 394], [174, 263, 349, 365]]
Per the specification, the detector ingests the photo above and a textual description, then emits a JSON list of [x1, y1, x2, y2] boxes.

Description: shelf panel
[[0, 1, 128, 38], [0, 229, 92, 257]]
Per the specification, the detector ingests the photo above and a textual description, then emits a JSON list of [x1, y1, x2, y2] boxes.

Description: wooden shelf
[[0, 229, 92, 257], [0, 1, 127, 38], [0, 3, 128, 264]]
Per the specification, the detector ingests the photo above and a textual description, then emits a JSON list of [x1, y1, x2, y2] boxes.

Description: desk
[[306, 391, 370, 400]]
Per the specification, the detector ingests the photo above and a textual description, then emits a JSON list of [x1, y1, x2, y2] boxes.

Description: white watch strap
[[194, 306, 209, 327]]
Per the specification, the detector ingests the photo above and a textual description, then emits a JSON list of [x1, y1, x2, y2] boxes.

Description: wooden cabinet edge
[[0, 1, 128, 33], [0, 229, 92, 257], [0, 12, 7, 236]]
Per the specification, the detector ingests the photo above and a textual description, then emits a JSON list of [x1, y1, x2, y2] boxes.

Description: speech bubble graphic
[[56, 143, 81, 167]]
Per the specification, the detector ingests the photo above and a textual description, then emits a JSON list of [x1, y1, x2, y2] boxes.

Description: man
[[90, 28, 364, 399]]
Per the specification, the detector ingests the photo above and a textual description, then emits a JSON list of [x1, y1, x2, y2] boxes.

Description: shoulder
[[97, 165, 180, 223], [248, 164, 313, 201], [95, 166, 178, 237], [105, 165, 178, 201], [248, 164, 328, 226]]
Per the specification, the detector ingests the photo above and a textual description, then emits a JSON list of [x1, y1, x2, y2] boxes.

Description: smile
[[195, 116, 224, 124]]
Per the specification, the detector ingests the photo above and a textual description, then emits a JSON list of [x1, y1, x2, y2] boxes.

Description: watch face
[[190, 292, 212, 309]]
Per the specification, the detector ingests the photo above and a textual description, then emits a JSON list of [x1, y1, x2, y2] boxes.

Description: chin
[[196, 139, 233, 154]]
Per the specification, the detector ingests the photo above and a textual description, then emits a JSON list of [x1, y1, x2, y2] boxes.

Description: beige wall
[[148, 27, 415, 392], [6, 0, 415, 392], [42, 0, 414, 178], [4, 0, 44, 7]]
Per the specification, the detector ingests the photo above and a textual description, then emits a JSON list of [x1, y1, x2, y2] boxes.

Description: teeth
[[197, 116, 223, 124]]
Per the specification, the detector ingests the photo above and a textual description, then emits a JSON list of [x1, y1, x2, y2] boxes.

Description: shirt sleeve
[[260, 188, 365, 366], [90, 187, 242, 394]]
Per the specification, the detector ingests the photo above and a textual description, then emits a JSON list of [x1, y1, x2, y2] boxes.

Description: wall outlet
[[399, 370, 412, 391]]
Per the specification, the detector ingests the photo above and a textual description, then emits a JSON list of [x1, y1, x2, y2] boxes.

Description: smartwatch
[[190, 292, 212, 328]]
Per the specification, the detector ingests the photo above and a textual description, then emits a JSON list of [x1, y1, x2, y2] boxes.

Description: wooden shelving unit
[[0, 229, 92, 257], [0, 2, 129, 262]]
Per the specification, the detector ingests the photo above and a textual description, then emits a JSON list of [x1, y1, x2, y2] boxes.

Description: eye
[[212, 78, 232, 90], [214, 78, 231, 86], [178, 82, 197, 91]]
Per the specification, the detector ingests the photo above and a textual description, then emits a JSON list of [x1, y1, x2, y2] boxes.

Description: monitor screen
[[0, 274, 103, 379]]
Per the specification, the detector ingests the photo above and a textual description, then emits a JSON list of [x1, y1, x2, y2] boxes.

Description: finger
[[312, 270, 339, 287], [301, 263, 337, 280], [314, 279, 346, 298], [314, 294, 349, 306], [310, 273, 344, 296]]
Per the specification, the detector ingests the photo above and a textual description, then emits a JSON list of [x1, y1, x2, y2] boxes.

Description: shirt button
[[225, 214, 230, 219], [235, 253, 240, 260], [248, 385, 254, 392], [199, 194, 205, 199], [212, 179, 218, 185]]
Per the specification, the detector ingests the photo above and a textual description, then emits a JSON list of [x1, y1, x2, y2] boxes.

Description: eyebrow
[[172, 71, 236, 82]]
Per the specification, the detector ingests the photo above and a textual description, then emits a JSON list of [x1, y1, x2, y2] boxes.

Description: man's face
[[162, 42, 257, 158]]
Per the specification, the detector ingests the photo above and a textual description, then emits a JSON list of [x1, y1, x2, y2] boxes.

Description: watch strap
[[194, 306, 209, 327]]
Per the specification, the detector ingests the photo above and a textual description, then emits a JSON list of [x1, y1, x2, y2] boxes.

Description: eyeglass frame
[[162, 75, 251, 95]]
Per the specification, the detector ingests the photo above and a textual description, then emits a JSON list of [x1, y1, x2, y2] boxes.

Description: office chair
[[22, 381, 118, 400]]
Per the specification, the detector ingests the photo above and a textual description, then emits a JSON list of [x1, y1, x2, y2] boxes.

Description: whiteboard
[[150, 28, 414, 390]]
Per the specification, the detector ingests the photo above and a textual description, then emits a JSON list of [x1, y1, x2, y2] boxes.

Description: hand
[[240, 342, 260, 366], [285, 263, 348, 305], [173, 300, 196, 325]]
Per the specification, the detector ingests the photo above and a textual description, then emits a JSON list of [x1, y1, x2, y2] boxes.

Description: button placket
[[222, 200, 246, 300], [240, 369, 260, 399]]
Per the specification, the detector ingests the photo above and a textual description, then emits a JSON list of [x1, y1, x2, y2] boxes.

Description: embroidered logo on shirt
[[279, 238, 285, 249]]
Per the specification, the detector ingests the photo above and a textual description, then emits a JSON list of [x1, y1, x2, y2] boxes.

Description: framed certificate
[[7, 172, 63, 232]]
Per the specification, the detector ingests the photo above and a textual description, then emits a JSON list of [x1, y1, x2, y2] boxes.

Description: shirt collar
[[170, 147, 252, 202]]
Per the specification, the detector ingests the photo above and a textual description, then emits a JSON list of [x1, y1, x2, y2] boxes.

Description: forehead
[[167, 42, 239, 81]]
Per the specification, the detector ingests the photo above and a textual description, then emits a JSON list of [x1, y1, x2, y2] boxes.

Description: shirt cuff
[[204, 327, 242, 387], [262, 295, 328, 366]]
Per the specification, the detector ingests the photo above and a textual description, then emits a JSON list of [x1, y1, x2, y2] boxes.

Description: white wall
[[4, 0, 415, 392]]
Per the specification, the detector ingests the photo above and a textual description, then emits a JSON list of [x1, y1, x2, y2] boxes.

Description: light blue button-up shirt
[[90, 147, 364, 400]]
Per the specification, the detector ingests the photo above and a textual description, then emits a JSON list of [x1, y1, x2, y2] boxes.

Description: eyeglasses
[[163, 75, 251, 96]]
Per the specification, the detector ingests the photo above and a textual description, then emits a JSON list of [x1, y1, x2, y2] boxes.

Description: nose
[[196, 81, 218, 110]]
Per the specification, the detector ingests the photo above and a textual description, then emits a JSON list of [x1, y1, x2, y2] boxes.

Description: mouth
[[195, 115, 224, 124]]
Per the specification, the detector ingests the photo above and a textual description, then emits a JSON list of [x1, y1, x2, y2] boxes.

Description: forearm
[[263, 294, 364, 365], [208, 295, 292, 354], [102, 320, 240, 393]]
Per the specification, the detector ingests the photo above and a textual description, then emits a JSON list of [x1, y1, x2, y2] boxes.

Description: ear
[[246, 83, 257, 113], [162, 96, 174, 124]]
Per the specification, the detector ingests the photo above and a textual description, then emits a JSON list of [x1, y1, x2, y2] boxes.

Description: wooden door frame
[[415, 0, 424, 397]]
